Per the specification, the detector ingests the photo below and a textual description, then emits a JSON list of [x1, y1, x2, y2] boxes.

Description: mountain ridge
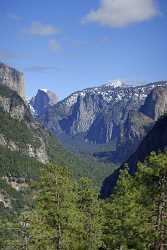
[[31, 80, 167, 164]]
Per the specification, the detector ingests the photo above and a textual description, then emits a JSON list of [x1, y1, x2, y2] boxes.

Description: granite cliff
[[0, 63, 24, 98], [30, 89, 58, 117], [101, 86, 167, 198], [0, 84, 48, 163], [32, 81, 167, 164]]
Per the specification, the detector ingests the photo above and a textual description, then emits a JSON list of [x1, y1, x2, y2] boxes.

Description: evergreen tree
[[0, 215, 28, 250], [137, 152, 167, 250], [27, 165, 82, 250], [102, 168, 151, 250], [3, 151, 167, 250], [102, 152, 167, 250], [77, 177, 104, 250]]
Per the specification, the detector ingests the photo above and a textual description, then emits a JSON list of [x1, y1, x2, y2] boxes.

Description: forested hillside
[[1, 151, 167, 249]]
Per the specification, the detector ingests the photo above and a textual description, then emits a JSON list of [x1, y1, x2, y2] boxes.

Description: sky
[[0, 0, 167, 99]]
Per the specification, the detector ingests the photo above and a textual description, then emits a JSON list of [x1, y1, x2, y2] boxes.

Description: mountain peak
[[103, 80, 125, 88], [40, 88, 48, 93], [30, 88, 59, 117]]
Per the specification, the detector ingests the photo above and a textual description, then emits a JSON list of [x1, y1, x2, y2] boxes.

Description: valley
[[1, 1, 167, 248], [0, 63, 167, 249]]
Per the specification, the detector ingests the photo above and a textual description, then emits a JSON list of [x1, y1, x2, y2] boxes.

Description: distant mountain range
[[31, 80, 167, 165]]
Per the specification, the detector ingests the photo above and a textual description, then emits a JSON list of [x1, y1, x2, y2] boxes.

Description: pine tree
[[26, 165, 82, 250], [77, 177, 104, 250], [102, 168, 151, 250], [102, 151, 167, 250], [0, 215, 29, 250], [137, 152, 167, 250]]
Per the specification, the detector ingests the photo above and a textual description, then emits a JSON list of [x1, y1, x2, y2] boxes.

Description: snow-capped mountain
[[103, 79, 126, 88], [101, 86, 167, 198], [62, 80, 167, 107], [32, 80, 167, 164]]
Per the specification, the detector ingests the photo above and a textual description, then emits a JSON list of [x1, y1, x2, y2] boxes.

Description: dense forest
[[1, 151, 167, 250]]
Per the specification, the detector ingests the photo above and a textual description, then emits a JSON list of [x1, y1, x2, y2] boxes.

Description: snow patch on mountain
[[63, 81, 167, 107], [103, 80, 125, 88], [40, 89, 48, 93]]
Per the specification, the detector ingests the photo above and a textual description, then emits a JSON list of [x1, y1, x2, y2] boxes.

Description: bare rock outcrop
[[0, 62, 24, 98]]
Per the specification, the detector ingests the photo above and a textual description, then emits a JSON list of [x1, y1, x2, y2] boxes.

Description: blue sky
[[0, 0, 167, 99]]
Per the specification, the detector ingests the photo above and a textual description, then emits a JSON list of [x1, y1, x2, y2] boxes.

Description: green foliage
[[77, 178, 104, 250], [102, 169, 151, 250], [2, 151, 167, 249], [102, 151, 167, 249], [0, 109, 41, 149], [0, 179, 25, 214], [137, 152, 167, 249], [0, 147, 43, 220], [46, 135, 116, 189], [25, 165, 82, 250], [0, 165, 104, 250], [0, 146, 43, 178]]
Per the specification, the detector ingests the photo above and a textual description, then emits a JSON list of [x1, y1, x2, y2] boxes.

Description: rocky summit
[[32, 80, 167, 164], [0, 63, 24, 98], [30, 89, 59, 117]]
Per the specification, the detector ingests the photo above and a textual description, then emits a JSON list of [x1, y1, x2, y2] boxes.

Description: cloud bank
[[83, 0, 158, 27]]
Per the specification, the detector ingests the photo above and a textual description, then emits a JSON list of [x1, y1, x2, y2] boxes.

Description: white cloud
[[49, 39, 61, 52], [26, 22, 58, 36], [83, 0, 159, 27]]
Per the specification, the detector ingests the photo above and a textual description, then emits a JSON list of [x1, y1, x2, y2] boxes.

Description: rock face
[[0, 84, 49, 163], [125, 116, 167, 173], [30, 89, 58, 117], [0, 192, 11, 208], [32, 80, 167, 164], [140, 86, 167, 120], [0, 63, 24, 98], [100, 116, 167, 198], [95, 111, 154, 164], [100, 87, 167, 198]]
